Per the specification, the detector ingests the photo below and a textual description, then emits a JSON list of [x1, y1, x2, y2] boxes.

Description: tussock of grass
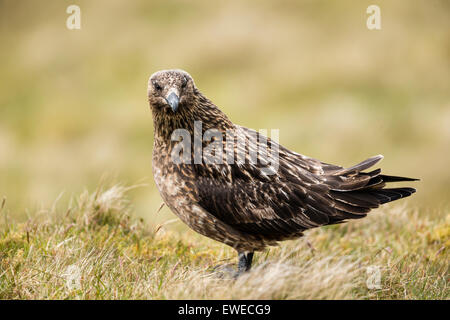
[[0, 185, 448, 299]]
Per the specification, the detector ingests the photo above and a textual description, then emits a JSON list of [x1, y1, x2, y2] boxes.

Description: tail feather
[[367, 187, 416, 204], [332, 155, 384, 176], [330, 190, 380, 208], [325, 155, 418, 223], [379, 175, 420, 183]]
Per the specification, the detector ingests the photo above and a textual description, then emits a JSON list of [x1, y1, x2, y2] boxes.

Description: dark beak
[[166, 92, 180, 112]]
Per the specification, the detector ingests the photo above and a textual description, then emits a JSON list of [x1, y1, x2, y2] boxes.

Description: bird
[[148, 69, 418, 276]]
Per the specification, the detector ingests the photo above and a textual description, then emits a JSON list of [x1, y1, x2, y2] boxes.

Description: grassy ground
[[0, 185, 447, 299]]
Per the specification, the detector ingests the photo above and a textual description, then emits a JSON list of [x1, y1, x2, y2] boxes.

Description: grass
[[0, 184, 447, 299]]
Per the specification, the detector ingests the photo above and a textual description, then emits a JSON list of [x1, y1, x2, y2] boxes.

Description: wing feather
[[194, 127, 417, 242]]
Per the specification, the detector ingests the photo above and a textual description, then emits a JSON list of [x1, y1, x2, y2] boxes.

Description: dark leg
[[237, 251, 254, 275], [211, 251, 254, 279]]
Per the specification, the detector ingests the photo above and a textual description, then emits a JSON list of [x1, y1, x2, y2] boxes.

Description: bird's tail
[[326, 155, 418, 222]]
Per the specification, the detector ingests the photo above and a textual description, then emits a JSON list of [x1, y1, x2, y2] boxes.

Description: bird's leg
[[237, 251, 254, 276]]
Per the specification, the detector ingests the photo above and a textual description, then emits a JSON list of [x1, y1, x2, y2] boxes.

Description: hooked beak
[[166, 92, 180, 112]]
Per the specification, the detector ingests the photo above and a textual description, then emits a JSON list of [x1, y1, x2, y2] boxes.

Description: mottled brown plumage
[[148, 69, 418, 275]]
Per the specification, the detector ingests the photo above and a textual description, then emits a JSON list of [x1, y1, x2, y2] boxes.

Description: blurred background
[[0, 0, 449, 225]]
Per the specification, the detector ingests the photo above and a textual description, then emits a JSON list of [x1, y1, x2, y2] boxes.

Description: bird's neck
[[152, 91, 234, 145]]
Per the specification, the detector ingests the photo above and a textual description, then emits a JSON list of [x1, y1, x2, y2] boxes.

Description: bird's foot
[[209, 252, 255, 279], [210, 263, 239, 279], [237, 252, 254, 274]]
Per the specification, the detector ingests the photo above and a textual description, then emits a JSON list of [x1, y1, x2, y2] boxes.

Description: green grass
[[0, 185, 447, 299]]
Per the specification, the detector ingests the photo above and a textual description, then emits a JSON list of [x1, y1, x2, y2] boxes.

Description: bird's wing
[[194, 127, 416, 242], [194, 127, 341, 241], [195, 170, 322, 241]]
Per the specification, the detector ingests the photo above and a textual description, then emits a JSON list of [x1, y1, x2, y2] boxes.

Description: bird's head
[[148, 69, 196, 113]]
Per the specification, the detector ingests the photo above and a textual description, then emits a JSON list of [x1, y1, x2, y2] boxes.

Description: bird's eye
[[153, 81, 162, 91], [181, 77, 187, 88]]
